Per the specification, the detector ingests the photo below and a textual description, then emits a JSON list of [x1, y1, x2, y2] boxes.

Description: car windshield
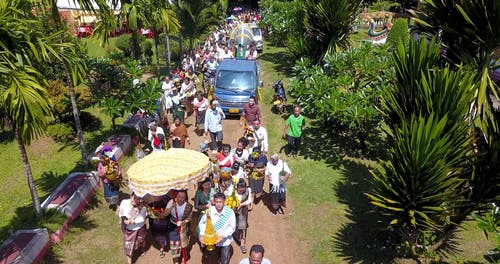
[[252, 28, 261, 37], [216, 71, 255, 91]]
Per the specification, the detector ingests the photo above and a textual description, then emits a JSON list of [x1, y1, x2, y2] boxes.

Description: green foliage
[[46, 80, 92, 121], [47, 123, 74, 143], [387, 18, 409, 47], [368, 38, 482, 259], [472, 204, 500, 263], [177, 0, 224, 49], [114, 34, 132, 57], [303, 0, 363, 61], [416, 0, 500, 142], [260, 0, 305, 47], [261, 0, 362, 62], [289, 43, 393, 151], [142, 40, 153, 65], [368, 0, 400, 12]]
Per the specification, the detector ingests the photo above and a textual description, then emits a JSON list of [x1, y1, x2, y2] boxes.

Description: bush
[[47, 123, 74, 143], [387, 18, 409, 47], [115, 34, 132, 57], [142, 40, 153, 65]]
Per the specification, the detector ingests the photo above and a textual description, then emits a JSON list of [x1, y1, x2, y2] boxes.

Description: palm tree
[[0, 0, 76, 219], [415, 0, 500, 225], [44, 0, 90, 167], [177, 0, 225, 51], [302, 0, 362, 62], [367, 39, 476, 259], [141, 0, 180, 76]]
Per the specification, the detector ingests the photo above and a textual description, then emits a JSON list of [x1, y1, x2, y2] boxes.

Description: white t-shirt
[[193, 97, 209, 111], [118, 199, 147, 231]]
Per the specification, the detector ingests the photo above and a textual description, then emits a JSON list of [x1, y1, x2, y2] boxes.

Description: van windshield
[[251, 28, 261, 37], [216, 71, 255, 91]]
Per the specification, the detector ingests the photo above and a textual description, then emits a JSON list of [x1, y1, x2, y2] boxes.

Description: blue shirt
[[204, 107, 225, 132]]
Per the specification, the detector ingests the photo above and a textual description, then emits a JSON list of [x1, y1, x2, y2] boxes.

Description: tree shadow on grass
[[259, 51, 296, 77], [297, 120, 388, 169], [42, 213, 98, 264], [332, 159, 399, 263]]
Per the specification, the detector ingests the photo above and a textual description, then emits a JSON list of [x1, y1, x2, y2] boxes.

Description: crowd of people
[[94, 8, 307, 264]]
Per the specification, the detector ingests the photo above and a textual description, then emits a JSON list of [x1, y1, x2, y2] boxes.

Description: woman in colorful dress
[[217, 144, 235, 169], [247, 147, 268, 204], [234, 178, 253, 254], [97, 154, 122, 209], [148, 195, 171, 258], [119, 193, 148, 264], [165, 190, 193, 264]]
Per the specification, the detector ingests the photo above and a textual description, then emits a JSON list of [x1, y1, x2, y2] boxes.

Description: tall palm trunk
[[177, 0, 183, 58], [154, 30, 161, 80], [165, 32, 172, 73], [15, 129, 42, 220], [131, 31, 141, 60], [48, 0, 89, 167], [63, 62, 88, 167]]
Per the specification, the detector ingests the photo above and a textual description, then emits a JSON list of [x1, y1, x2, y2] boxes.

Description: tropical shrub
[[46, 80, 92, 121], [289, 43, 393, 151], [115, 34, 132, 57], [386, 18, 409, 47], [260, 0, 304, 47], [142, 40, 153, 65], [367, 38, 482, 260], [47, 123, 74, 143]]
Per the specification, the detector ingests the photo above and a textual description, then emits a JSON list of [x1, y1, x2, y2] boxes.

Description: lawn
[[0, 41, 493, 263]]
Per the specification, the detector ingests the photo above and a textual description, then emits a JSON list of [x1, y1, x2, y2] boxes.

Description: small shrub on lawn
[[387, 18, 409, 47]]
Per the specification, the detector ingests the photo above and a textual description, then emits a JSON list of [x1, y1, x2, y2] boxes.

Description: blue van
[[214, 59, 261, 115]]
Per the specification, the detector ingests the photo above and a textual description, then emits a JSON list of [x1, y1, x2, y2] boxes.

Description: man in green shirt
[[283, 106, 305, 157]]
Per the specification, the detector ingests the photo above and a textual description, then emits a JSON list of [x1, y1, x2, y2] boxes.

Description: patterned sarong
[[123, 225, 147, 257]]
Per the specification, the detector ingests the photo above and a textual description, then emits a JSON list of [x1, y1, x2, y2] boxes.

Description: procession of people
[[92, 8, 305, 264]]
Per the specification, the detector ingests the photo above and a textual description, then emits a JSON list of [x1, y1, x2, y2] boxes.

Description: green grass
[[0, 106, 130, 243], [81, 38, 115, 58]]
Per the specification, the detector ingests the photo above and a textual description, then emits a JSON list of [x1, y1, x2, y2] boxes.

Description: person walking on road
[[283, 106, 305, 157], [198, 192, 236, 264], [204, 99, 225, 153]]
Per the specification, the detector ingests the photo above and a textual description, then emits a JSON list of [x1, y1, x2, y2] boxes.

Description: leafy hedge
[[289, 43, 393, 151]]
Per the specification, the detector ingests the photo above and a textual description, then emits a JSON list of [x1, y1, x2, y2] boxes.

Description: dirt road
[[136, 113, 300, 264]]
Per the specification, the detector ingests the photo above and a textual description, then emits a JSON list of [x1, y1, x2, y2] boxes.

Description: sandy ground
[[135, 113, 300, 264]]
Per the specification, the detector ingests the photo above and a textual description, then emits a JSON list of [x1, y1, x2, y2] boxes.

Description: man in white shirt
[[239, 244, 272, 264], [199, 192, 236, 264], [248, 120, 269, 155]]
